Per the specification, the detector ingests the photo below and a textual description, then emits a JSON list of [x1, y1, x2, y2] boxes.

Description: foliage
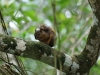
[[0, 0, 99, 75]]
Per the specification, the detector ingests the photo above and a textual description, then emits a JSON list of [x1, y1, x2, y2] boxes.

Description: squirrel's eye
[[42, 28, 49, 31]]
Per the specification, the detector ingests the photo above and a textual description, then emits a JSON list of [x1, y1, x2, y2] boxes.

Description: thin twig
[[51, 0, 62, 75], [0, 10, 10, 63], [51, 0, 61, 51]]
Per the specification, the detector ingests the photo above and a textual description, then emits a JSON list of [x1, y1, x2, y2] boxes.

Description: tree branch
[[0, 34, 66, 71]]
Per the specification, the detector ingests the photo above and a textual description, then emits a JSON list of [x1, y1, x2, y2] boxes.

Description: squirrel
[[34, 25, 55, 47]]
